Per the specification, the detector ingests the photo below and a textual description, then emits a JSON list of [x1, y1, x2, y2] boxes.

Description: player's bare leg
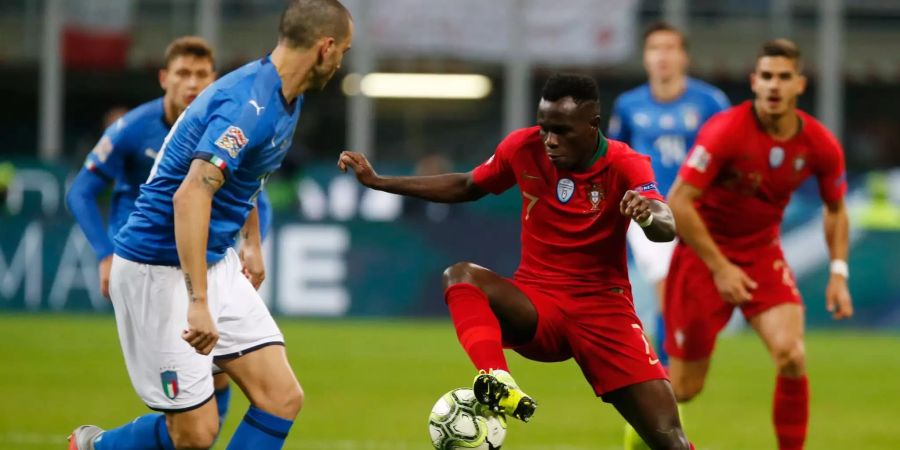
[[217, 344, 303, 448], [212, 371, 233, 431], [667, 357, 712, 402], [442, 261, 538, 421], [165, 401, 220, 449], [749, 303, 808, 450], [606, 379, 692, 450]]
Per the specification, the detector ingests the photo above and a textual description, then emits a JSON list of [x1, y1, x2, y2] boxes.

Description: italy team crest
[[161, 370, 179, 400], [588, 184, 604, 210], [557, 178, 575, 203]]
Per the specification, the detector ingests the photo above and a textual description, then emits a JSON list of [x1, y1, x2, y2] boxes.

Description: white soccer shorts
[[109, 248, 283, 412], [626, 223, 678, 285]]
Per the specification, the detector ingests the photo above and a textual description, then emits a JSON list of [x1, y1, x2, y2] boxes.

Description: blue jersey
[[608, 77, 729, 195], [67, 98, 169, 259], [115, 56, 301, 266]]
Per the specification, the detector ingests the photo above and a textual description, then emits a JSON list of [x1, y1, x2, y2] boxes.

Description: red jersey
[[472, 126, 664, 290], [679, 101, 847, 258]]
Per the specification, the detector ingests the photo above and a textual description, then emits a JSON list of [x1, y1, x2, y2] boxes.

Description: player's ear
[[158, 69, 168, 90], [590, 115, 601, 130], [796, 73, 807, 95], [318, 37, 336, 60]]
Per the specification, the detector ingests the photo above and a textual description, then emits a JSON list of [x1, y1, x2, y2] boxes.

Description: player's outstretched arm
[[173, 158, 223, 355], [619, 191, 675, 242], [66, 168, 115, 298], [240, 204, 265, 290], [669, 177, 758, 305], [823, 199, 853, 319], [338, 151, 487, 203]]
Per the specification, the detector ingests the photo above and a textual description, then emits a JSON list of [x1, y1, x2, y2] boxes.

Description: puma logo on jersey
[[249, 100, 265, 116]]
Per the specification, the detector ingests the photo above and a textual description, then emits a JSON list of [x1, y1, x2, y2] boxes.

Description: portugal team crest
[[161, 370, 179, 400], [215, 126, 249, 158], [588, 184, 604, 210], [557, 178, 575, 203], [769, 146, 785, 168]]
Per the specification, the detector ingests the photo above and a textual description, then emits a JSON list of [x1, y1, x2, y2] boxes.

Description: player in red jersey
[[666, 39, 853, 450], [340, 74, 696, 449]]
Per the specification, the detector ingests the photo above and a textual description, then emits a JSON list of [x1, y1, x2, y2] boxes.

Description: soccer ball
[[428, 388, 507, 449]]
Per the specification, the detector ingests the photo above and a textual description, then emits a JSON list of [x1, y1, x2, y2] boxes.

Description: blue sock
[[215, 385, 232, 428], [226, 405, 294, 450], [94, 413, 174, 450], [655, 313, 669, 368]]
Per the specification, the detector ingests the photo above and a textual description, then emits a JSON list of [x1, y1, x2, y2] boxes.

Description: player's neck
[[753, 100, 801, 141], [162, 96, 180, 127], [649, 75, 687, 103], [271, 44, 317, 102]]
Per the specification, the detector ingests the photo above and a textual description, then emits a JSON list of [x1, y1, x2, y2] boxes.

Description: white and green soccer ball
[[428, 387, 507, 450]]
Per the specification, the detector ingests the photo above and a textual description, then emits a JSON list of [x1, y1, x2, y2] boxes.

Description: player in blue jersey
[[64, 36, 258, 435], [67, 1, 353, 449], [610, 22, 729, 450], [609, 22, 729, 366]]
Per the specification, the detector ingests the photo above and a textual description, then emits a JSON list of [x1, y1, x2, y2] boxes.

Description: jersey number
[[654, 135, 687, 167]]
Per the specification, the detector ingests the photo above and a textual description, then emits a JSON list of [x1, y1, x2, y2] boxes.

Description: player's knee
[[773, 340, 806, 376], [169, 422, 218, 450], [672, 376, 704, 403], [255, 380, 304, 419], [442, 262, 481, 289]]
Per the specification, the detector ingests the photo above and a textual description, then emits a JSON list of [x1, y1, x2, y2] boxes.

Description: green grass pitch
[[1, 315, 898, 449]]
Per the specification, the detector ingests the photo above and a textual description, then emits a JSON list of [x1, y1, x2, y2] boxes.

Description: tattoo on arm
[[201, 173, 224, 194], [184, 273, 196, 302]]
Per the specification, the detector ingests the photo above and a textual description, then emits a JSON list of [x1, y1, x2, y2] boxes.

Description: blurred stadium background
[[1, 0, 899, 449]]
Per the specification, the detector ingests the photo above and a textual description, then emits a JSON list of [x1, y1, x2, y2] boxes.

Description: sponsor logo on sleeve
[[90, 136, 114, 163], [635, 182, 659, 193], [215, 126, 249, 158], [685, 145, 711, 172]]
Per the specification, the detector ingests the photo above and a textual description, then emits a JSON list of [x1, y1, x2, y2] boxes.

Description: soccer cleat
[[472, 369, 537, 422], [67, 425, 104, 450]]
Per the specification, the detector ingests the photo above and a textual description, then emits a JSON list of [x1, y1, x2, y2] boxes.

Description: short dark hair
[[759, 38, 802, 69], [643, 21, 688, 50], [279, 0, 352, 49], [164, 36, 214, 69], [541, 73, 599, 109]]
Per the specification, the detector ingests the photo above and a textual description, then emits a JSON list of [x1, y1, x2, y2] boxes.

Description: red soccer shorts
[[507, 280, 668, 399], [664, 242, 803, 361]]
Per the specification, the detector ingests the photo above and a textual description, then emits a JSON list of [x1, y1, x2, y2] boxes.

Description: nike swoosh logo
[[144, 148, 158, 159]]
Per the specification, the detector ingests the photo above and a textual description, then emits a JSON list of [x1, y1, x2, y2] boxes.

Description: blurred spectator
[[857, 171, 900, 231]]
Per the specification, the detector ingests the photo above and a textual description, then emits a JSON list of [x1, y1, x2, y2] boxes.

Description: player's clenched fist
[[183, 303, 219, 355], [619, 190, 651, 223], [338, 151, 379, 187], [712, 262, 758, 305]]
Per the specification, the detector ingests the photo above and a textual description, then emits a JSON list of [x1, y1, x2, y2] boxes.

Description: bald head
[[279, 0, 352, 49]]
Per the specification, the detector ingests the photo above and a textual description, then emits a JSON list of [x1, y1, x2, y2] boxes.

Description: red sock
[[445, 283, 508, 372], [689, 444, 695, 450], [773, 375, 809, 450]]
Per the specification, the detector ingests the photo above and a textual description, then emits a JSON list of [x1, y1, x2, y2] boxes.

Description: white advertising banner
[[348, 0, 639, 65]]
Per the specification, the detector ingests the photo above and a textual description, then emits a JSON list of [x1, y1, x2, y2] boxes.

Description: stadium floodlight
[[342, 73, 492, 99]]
